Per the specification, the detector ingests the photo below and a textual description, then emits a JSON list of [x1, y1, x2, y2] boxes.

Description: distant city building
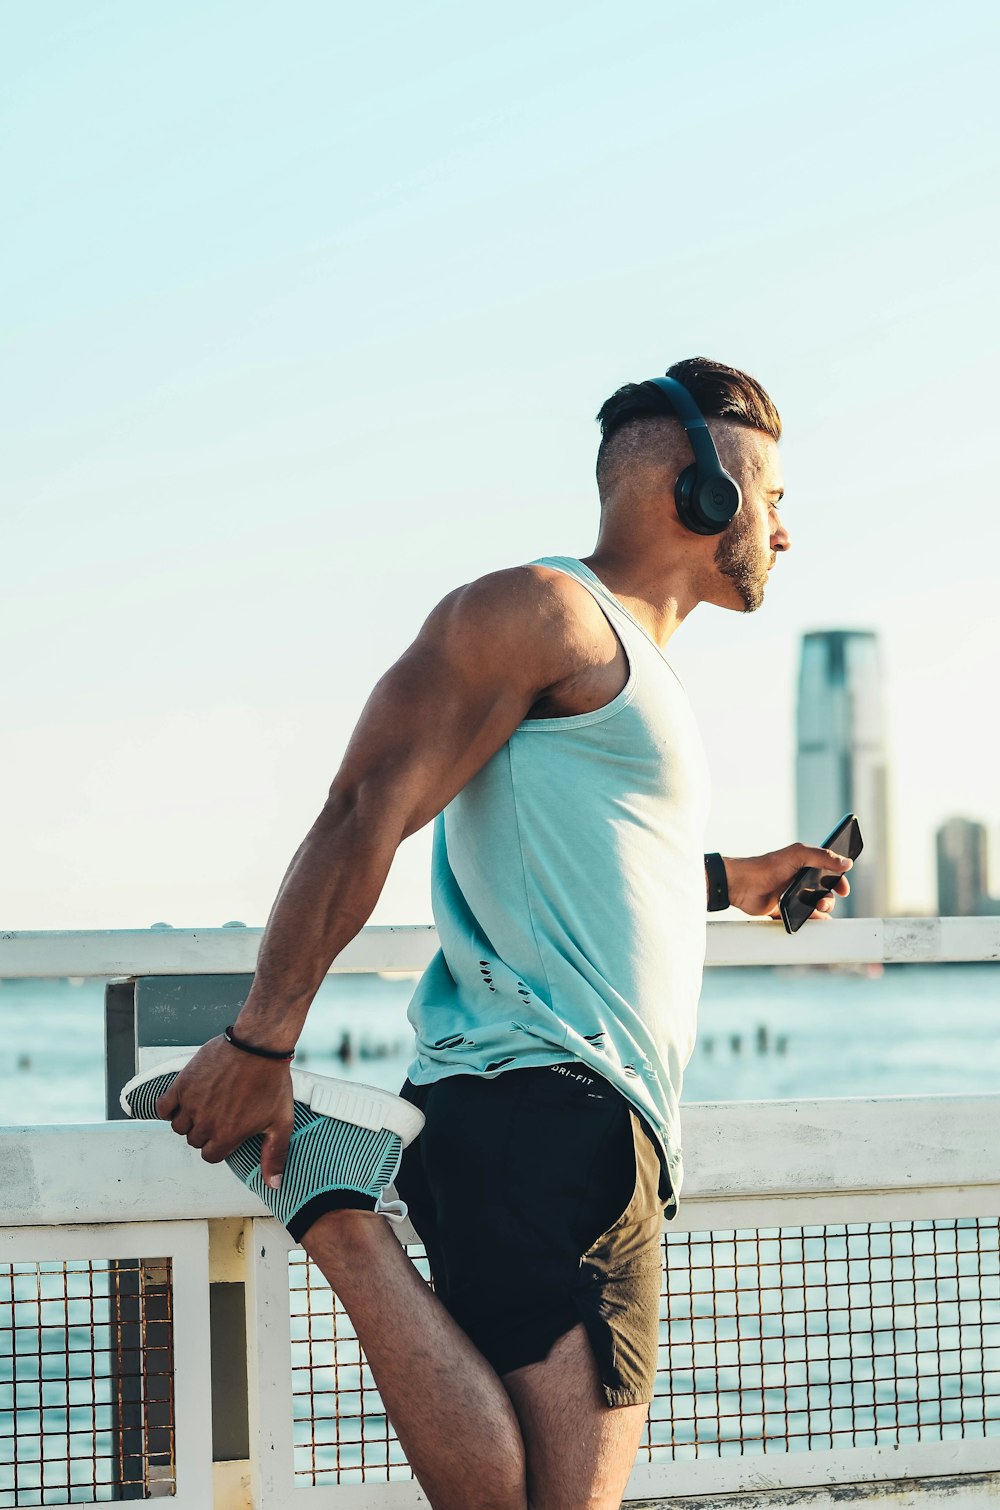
[[795, 630, 891, 918], [936, 817, 998, 915]]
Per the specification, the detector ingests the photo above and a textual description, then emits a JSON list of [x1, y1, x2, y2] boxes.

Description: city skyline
[[789, 629, 1000, 920]]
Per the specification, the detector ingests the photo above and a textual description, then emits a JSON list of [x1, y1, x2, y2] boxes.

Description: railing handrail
[[6, 1094, 1000, 1229], [2, 915, 999, 978]]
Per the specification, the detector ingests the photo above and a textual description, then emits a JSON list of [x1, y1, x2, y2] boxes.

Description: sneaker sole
[[120, 1052, 425, 1146]]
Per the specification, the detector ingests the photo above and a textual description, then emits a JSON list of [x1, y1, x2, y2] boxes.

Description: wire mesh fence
[[649, 1217, 1000, 1460], [288, 1217, 1000, 1485], [5, 1218, 998, 1500], [0, 1257, 175, 1507]]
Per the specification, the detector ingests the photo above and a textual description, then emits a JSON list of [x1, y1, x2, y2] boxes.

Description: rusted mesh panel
[[290, 1217, 1000, 1483], [1, 1258, 175, 1506], [646, 1218, 1000, 1460]]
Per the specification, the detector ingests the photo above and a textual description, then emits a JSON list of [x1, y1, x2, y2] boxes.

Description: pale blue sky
[[3, 0, 998, 928]]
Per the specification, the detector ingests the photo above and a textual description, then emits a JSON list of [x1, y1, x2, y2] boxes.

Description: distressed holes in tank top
[[478, 960, 496, 993], [434, 1034, 476, 1051], [623, 1063, 640, 1079], [485, 1056, 517, 1073], [584, 1031, 607, 1053]]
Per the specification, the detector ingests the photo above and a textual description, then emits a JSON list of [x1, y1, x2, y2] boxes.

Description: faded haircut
[[595, 357, 782, 499]]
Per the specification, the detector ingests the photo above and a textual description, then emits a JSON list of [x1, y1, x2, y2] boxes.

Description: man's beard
[[713, 511, 767, 612]]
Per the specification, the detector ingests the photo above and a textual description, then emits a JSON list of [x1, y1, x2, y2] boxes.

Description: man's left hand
[[723, 846, 853, 921]]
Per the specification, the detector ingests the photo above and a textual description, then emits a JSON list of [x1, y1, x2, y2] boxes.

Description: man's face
[[711, 431, 788, 613]]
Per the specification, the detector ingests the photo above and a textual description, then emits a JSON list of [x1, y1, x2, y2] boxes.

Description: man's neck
[[579, 550, 698, 649]]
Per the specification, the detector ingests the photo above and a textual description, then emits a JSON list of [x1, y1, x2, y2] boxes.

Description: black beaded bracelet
[[704, 852, 730, 912], [224, 1024, 296, 1062]]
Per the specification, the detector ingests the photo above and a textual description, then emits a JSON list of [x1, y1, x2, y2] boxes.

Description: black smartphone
[[778, 813, 864, 934]]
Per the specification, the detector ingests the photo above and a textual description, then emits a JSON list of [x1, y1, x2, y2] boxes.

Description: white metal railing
[[4, 1099, 1000, 1508], [1, 915, 999, 978], [2, 921, 999, 1509]]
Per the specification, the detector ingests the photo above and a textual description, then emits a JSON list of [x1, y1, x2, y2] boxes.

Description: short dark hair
[[595, 356, 781, 495]]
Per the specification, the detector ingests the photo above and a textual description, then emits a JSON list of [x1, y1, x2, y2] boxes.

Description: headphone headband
[[647, 375, 721, 478]]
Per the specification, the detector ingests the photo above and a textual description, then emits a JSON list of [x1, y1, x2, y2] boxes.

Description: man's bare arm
[[234, 568, 591, 1043], [154, 566, 602, 1172]]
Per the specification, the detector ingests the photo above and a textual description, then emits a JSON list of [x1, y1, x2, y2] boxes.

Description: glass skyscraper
[[936, 817, 996, 915], [795, 630, 891, 918]]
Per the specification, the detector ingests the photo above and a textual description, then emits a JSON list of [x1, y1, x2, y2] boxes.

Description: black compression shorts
[[396, 1063, 669, 1407]]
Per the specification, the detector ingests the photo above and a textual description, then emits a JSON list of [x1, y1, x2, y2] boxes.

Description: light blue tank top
[[406, 557, 712, 1210]]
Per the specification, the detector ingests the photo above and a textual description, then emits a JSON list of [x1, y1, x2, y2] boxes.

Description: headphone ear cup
[[675, 466, 742, 535]]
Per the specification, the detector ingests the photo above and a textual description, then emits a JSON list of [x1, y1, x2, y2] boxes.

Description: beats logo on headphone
[[647, 375, 742, 536]]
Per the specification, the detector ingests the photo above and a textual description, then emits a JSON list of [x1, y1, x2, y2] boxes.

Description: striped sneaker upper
[[121, 1069, 404, 1228]]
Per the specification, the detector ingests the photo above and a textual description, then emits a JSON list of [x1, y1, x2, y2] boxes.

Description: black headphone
[[647, 375, 742, 536]]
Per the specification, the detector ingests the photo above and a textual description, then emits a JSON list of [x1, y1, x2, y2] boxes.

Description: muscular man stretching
[[135, 358, 852, 1510]]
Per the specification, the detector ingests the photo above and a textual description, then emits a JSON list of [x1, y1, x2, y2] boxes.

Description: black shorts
[[396, 1064, 669, 1407]]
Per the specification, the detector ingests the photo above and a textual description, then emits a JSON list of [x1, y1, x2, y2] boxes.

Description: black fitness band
[[224, 1024, 296, 1062], [704, 852, 730, 912]]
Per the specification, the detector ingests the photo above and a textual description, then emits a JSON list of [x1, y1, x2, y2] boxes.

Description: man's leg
[[122, 1061, 527, 1506], [304, 1218, 645, 1510], [370, 1069, 659, 1508], [502, 1324, 648, 1510], [302, 1208, 528, 1510]]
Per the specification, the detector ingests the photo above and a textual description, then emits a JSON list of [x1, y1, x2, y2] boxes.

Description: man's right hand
[[154, 1036, 295, 1189]]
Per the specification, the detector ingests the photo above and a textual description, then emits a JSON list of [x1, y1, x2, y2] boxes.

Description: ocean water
[[1, 962, 999, 1126]]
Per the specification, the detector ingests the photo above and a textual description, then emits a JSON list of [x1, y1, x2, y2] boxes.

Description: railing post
[[208, 1219, 251, 1469], [110, 1257, 145, 1499], [139, 1257, 175, 1497], [104, 980, 137, 1121]]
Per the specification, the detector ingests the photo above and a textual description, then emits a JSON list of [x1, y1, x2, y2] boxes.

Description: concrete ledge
[[627, 1467, 1000, 1505]]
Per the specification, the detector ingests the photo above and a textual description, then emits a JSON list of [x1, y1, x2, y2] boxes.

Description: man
[[136, 357, 852, 1510]]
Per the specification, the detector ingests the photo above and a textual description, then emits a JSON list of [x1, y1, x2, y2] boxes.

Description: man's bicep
[[329, 573, 572, 836]]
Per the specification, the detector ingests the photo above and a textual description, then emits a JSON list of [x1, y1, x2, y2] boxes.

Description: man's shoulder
[[420, 561, 615, 692], [445, 560, 607, 636]]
